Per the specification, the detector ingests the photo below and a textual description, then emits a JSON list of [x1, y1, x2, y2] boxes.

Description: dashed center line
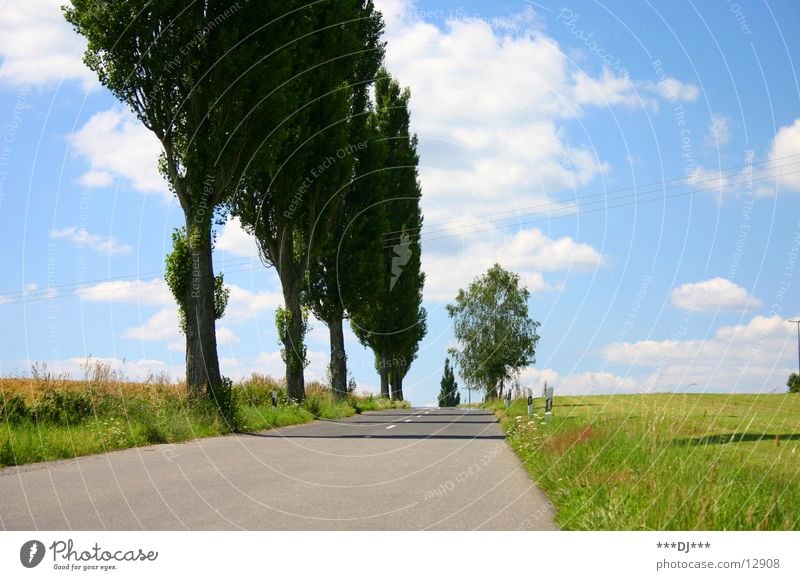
[[385, 425, 396, 430], [404, 419, 412, 422], [415, 415, 422, 418]]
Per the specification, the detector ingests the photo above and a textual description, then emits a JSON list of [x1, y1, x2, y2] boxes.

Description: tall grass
[[0, 362, 409, 468], [495, 394, 800, 530]]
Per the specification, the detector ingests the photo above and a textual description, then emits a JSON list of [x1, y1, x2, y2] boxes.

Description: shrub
[[0, 392, 29, 423], [31, 388, 94, 424]]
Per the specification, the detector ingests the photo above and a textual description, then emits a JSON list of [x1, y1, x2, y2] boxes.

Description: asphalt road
[[0, 407, 557, 530]]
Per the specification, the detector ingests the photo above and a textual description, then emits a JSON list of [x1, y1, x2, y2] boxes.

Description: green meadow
[[493, 393, 800, 530]]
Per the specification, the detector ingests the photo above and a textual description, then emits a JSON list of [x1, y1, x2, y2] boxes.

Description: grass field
[[0, 361, 407, 467], [491, 393, 800, 530]]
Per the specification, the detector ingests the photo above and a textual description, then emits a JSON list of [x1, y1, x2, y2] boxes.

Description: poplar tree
[[351, 70, 426, 400], [64, 1, 298, 396]]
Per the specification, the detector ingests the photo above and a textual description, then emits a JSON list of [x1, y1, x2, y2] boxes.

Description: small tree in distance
[[438, 358, 460, 407], [788, 373, 800, 393], [447, 264, 541, 400]]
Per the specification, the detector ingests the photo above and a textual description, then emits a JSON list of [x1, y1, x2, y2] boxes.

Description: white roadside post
[[527, 391, 533, 417], [271, 389, 278, 407], [505, 389, 511, 409]]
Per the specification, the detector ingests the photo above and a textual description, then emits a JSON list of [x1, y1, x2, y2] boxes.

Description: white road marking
[[404, 419, 412, 422], [415, 415, 422, 418], [386, 425, 396, 430]]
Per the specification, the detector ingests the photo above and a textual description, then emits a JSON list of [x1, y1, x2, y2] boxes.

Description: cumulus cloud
[[671, 277, 761, 313], [123, 307, 181, 342], [765, 117, 800, 192], [602, 315, 795, 392], [216, 216, 257, 258], [50, 226, 132, 256], [70, 108, 168, 196], [0, 0, 96, 90], [77, 279, 172, 306], [375, 0, 695, 228], [423, 226, 604, 302], [224, 284, 283, 323]]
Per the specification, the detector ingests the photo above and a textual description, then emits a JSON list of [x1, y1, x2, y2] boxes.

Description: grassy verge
[[0, 364, 408, 468], [491, 393, 800, 530]]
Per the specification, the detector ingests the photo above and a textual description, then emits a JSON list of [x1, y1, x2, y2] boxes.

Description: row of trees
[[65, 1, 426, 402]]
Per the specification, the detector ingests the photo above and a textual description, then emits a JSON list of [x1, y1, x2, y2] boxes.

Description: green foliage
[[788, 372, 800, 393], [0, 392, 28, 423], [209, 376, 242, 433], [448, 264, 540, 399], [31, 389, 95, 424], [437, 358, 460, 407], [350, 69, 427, 399], [275, 306, 310, 374], [165, 227, 229, 332]]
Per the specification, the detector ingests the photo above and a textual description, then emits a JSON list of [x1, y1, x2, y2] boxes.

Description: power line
[[382, 165, 800, 248], [3, 157, 797, 306], [381, 152, 800, 242]]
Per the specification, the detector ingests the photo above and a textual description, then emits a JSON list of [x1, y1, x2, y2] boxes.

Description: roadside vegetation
[[0, 361, 407, 468], [490, 393, 800, 530]]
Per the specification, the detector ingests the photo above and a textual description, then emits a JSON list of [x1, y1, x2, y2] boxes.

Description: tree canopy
[[447, 264, 540, 399]]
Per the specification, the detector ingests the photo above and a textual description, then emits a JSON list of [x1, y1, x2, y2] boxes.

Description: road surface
[[0, 407, 557, 530]]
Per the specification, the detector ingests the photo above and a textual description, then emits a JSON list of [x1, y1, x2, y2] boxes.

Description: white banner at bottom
[[1, 531, 798, 579]]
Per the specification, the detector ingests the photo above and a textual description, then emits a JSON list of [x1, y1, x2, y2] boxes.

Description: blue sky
[[1, 0, 799, 405]]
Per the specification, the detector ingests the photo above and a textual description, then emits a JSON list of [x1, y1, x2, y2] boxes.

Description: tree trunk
[[281, 273, 306, 402], [379, 348, 389, 398], [184, 219, 222, 397], [391, 365, 404, 401], [329, 315, 347, 399]]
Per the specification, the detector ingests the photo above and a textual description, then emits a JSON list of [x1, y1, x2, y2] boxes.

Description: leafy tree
[[788, 372, 800, 393], [437, 358, 460, 407], [350, 69, 427, 401], [64, 1, 297, 396], [447, 264, 541, 400], [229, 1, 384, 401], [302, 17, 385, 399]]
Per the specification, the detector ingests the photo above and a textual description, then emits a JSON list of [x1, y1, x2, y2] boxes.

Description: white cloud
[[220, 348, 329, 382], [77, 279, 173, 306], [423, 226, 604, 302], [704, 114, 732, 149], [602, 315, 795, 392], [123, 307, 181, 342], [216, 216, 257, 258], [216, 326, 239, 345], [224, 284, 283, 323], [516, 367, 638, 396], [50, 226, 132, 256], [375, 0, 695, 228], [0, 0, 96, 90], [70, 108, 168, 196], [766, 117, 800, 192], [643, 77, 700, 102], [671, 277, 761, 313], [572, 69, 643, 109]]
